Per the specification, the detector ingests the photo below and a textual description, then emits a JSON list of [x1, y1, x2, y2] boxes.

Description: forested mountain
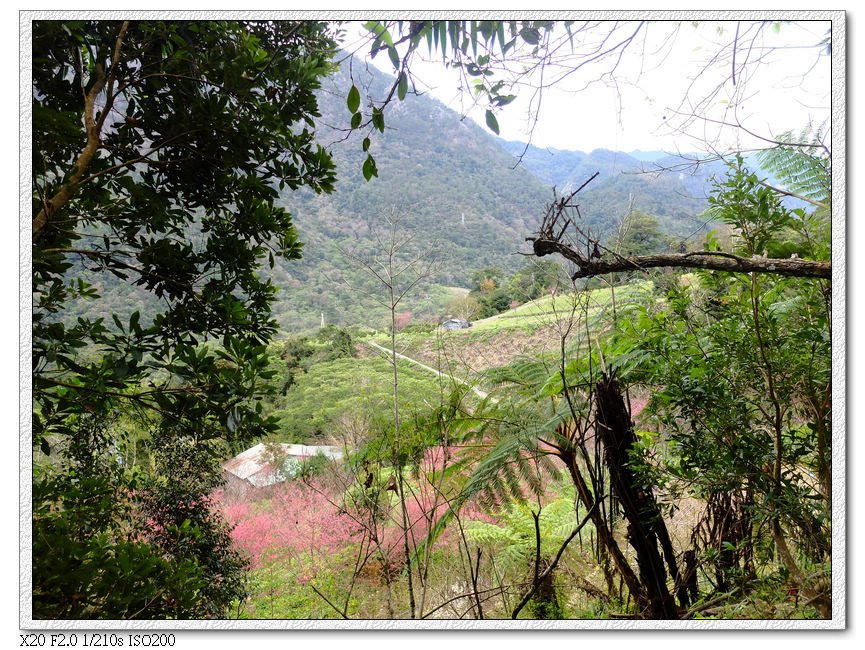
[[269, 60, 554, 330], [279, 67, 742, 330], [499, 140, 725, 238], [62, 59, 725, 333]]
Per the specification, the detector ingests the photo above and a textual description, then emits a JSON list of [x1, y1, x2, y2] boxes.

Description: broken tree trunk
[[595, 372, 681, 619]]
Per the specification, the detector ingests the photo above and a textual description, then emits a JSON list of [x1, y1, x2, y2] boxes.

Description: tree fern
[[484, 355, 561, 401], [414, 424, 542, 560], [756, 122, 830, 206], [415, 357, 583, 560], [464, 493, 588, 573]]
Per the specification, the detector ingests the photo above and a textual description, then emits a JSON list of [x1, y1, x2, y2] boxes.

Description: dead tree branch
[[530, 240, 831, 280], [526, 181, 831, 281]]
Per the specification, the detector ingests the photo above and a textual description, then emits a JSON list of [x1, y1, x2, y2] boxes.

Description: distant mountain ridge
[[497, 139, 726, 238], [626, 149, 673, 163], [269, 60, 556, 330]]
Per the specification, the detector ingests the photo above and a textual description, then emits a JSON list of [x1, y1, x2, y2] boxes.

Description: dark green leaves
[[707, 157, 793, 257], [347, 84, 360, 113], [519, 27, 541, 45], [364, 20, 394, 52], [362, 154, 378, 181], [388, 46, 401, 70], [493, 94, 516, 107], [31, 20, 340, 618], [372, 106, 385, 133], [485, 109, 500, 135]]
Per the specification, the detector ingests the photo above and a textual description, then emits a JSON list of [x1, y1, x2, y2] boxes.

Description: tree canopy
[[31, 19, 340, 618]]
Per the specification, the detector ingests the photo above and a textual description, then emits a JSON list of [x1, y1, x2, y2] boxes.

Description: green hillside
[[59, 60, 724, 335], [270, 61, 555, 331], [366, 279, 657, 386]]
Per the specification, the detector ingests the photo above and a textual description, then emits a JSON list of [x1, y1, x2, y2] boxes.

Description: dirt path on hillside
[[364, 340, 494, 402]]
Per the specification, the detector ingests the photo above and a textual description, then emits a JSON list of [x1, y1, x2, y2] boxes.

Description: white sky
[[347, 19, 831, 155]]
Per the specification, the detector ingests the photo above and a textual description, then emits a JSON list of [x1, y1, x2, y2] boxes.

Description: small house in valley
[[222, 442, 343, 493], [441, 318, 472, 330]]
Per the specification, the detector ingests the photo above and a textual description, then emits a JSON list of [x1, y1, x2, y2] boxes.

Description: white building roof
[[222, 442, 343, 486]]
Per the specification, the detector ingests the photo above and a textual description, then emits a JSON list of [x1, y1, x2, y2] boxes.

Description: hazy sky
[[348, 20, 831, 154]]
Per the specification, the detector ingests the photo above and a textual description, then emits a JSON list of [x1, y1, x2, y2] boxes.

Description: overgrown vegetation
[[29, 18, 835, 623]]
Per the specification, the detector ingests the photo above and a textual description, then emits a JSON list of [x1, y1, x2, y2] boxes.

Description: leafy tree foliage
[[609, 157, 832, 614], [33, 20, 337, 441], [465, 258, 568, 318], [31, 20, 338, 618], [612, 210, 670, 256], [136, 433, 249, 617], [32, 415, 217, 619], [423, 151, 832, 618], [265, 325, 356, 397], [617, 272, 830, 592], [507, 258, 569, 302], [445, 294, 481, 322]]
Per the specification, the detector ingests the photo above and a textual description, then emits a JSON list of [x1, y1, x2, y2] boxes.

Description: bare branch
[[530, 237, 830, 280], [528, 180, 830, 281]]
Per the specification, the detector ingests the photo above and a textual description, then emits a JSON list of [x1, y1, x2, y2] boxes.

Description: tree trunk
[[595, 372, 680, 619], [562, 452, 647, 610], [33, 22, 130, 240]]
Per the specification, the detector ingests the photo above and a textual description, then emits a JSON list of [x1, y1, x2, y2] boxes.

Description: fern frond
[[485, 356, 557, 400], [757, 123, 830, 205], [413, 424, 537, 560], [463, 492, 590, 573], [415, 355, 591, 565]]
